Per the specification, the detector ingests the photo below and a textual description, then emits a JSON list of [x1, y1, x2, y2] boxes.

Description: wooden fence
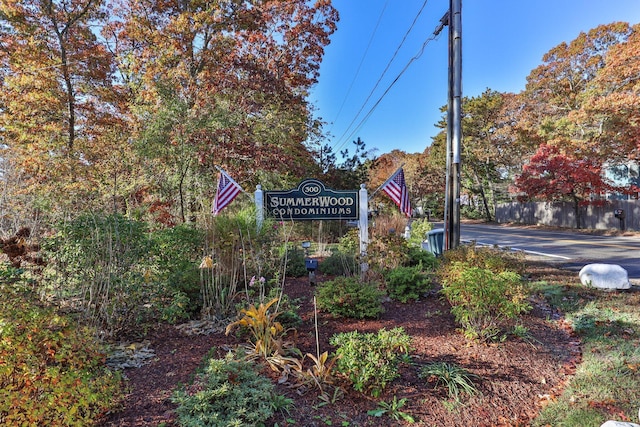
[[495, 200, 640, 231]]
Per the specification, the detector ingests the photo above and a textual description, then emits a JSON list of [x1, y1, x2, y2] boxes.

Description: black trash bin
[[426, 228, 444, 257]]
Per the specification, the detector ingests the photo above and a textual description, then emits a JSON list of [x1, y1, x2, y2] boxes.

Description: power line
[[327, 0, 389, 136], [331, 0, 430, 153], [336, 24, 445, 152], [332, 8, 446, 154]]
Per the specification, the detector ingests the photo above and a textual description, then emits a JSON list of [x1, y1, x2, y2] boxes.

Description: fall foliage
[[0, 8, 639, 232], [513, 144, 636, 228], [521, 22, 637, 160], [0, 0, 338, 229]]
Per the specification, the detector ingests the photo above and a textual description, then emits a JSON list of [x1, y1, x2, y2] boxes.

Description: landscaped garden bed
[[99, 265, 582, 427]]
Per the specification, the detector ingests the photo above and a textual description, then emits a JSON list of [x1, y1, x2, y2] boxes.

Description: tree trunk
[[473, 172, 493, 222], [486, 173, 497, 221], [573, 196, 582, 229], [178, 163, 189, 224]]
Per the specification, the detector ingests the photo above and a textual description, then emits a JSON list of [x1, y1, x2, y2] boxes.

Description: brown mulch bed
[[99, 263, 581, 427]]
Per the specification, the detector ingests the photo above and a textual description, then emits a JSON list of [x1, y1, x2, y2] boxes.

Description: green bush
[[284, 247, 308, 278], [0, 265, 123, 426], [318, 250, 358, 276], [384, 265, 432, 303], [405, 246, 438, 269], [172, 353, 291, 427], [150, 223, 206, 321], [42, 213, 155, 336], [407, 218, 433, 248], [440, 263, 531, 341], [316, 276, 385, 319], [330, 328, 411, 397]]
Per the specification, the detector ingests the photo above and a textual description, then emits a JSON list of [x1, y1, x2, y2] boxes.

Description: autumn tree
[[405, 144, 444, 218], [513, 144, 633, 229], [365, 150, 415, 216], [460, 89, 525, 221], [583, 22, 640, 161], [521, 22, 635, 161], [106, 0, 337, 223], [0, 0, 122, 221], [511, 22, 640, 229]]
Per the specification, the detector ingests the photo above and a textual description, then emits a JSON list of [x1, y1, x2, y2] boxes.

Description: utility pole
[[445, 0, 462, 250]]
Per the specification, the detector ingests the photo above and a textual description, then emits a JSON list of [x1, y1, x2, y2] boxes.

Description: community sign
[[265, 179, 359, 221]]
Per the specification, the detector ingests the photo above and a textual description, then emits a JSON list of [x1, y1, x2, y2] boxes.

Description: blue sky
[[310, 0, 640, 157]]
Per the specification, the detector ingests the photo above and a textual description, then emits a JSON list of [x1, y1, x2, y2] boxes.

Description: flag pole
[[368, 163, 405, 201], [214, 165, 247, 194]]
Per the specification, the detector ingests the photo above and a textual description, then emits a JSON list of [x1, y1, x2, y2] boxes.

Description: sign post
[[358, 184, 369, 274], [255, 184, 264, 230]]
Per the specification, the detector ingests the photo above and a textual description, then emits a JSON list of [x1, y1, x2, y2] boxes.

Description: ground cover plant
[[171, 353, 292, 427]]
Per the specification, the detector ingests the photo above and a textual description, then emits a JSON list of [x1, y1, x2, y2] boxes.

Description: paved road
[[437, 222, 640, 279]]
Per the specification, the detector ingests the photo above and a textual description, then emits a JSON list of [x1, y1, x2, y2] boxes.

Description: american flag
[[381, 168, 412, 217], [212, 169, 243, 215]]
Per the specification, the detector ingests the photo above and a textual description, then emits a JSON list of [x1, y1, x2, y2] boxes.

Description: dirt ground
[[99, 262, 582, 427]]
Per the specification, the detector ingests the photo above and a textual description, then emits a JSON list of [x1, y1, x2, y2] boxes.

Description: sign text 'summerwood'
[[265, 179, 359, 221]]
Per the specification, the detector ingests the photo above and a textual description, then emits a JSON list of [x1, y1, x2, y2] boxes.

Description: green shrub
[[318, 250, 358, 276], [284, 247, 308, 278], [405, 246, 438, 269], [42, 215, 206, 329], [42, 213, 155, 336], [172, 353, 292, 427], [149, 223, 205, 320], [330, 328, 411, 397], [0, 265, 123, 426], [316, 276, 385, 319], [460, 205, 485, 220], [384, 265, 432, 303], [440, 263, 531, 341], [407, 218, 433, 248]]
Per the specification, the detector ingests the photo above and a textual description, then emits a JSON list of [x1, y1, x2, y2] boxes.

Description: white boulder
[[600, 407, 640, 427], [579, 263, 630, 290], [601, 422, 640, 427]]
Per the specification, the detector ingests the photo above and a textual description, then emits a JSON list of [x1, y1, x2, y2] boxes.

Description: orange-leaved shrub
[[0, 265, 122, 426]]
